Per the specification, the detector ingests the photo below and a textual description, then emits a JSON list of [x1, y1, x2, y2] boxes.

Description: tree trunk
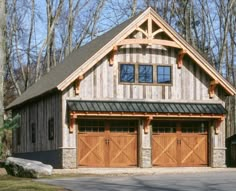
[[0, 0, 6, 128]]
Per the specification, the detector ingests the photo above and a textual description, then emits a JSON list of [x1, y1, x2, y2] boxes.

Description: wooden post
[[69, 113, 77, 133], [109, 46, 118, 66], [144, 116, 153, 134], [177, 49, 187, 68], [209, 80, 219, 98], [74, 75, 84, 95]]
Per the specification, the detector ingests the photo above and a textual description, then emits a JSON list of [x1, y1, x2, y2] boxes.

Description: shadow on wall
[[226, 135, 236, 167]]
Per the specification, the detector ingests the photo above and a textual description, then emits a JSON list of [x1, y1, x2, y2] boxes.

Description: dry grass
[[0, 174, 66, 191]]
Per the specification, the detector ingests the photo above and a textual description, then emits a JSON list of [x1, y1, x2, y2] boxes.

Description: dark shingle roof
[[7, 13, 141, 109], [67, 100, 226, 115]]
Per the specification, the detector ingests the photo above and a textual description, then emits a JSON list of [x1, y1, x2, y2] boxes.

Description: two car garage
[[77, 119, 208, 167]]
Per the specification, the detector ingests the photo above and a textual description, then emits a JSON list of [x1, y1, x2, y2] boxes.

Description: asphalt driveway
[[38, 171, 236, 191]]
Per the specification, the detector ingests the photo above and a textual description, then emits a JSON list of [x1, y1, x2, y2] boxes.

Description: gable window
[[48, 118, 54, 140], [138, 65, 153, 83], [120, 64, 135, 83], [157, 66, 171, 84], [31, 123, 36, 143]]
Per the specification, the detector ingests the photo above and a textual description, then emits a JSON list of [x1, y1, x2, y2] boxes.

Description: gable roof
[[7, 12, 142, 109], [7, 7, 236, 109]]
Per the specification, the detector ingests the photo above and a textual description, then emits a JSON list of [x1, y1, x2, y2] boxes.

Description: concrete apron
[[53, 167, 236, 176]]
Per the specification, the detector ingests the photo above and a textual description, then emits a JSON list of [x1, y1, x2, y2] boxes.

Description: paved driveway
[[39, 171, 236, 191]]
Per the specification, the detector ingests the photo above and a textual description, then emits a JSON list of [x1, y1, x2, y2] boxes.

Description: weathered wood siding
[[62, 45, 226, 148], [77, 45, 225, 102], [12, 92, 62, 153]]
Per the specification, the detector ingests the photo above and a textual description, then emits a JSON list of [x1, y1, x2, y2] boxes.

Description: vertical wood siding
[[61, 45, 227, 148], [75, 45, 225, 103], [12, 92, 62, 153]]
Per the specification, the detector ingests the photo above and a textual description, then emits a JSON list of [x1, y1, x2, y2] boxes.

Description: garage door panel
[[78, 135, 106, 167], [109, 135, 137, 167], [180, 135, 207, 166], [152, 135, 178, 166]]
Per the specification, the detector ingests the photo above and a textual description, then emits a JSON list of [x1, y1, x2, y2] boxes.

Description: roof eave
[[6, 87, 59, 110]]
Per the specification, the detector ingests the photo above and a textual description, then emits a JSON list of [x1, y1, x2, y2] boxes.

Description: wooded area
[[0, 0, 236, 106], [0, 0, 235, 159], [1, 0, 235, 107]]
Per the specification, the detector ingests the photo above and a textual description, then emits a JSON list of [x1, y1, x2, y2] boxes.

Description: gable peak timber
[[57, 7, 236, 96], [116, 12, 181, 49]]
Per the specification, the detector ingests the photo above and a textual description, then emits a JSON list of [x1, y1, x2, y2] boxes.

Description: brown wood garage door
[[78, 120, 137, 167], [152, 121, 208, 167]]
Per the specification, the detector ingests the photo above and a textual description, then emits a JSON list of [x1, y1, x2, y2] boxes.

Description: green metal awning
[[67, 100, 226, 115]]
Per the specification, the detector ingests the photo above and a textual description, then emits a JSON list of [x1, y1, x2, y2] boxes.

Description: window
[[31, 123, 36, 143], [152, 121, 176, 133], [110, 120, 137, 133], [181, 121, 208, 133], [120, 64, 135, 83], [48, 118, 54, 140], [16, 127, 21, 145], [119, 63, 172, 85], [157, 66, 171, 84], [16, 114, 21, 145], [78, 120, 105, 133], [138, 65, 153, 83]]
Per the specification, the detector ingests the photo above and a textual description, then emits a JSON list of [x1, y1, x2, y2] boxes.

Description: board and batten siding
[[12, 92, 62, 153], [78, 45, 225, 102], [62, 45, 226, 148]]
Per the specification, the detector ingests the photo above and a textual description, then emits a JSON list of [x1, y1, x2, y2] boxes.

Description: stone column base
[[61, 148, 77, 169], [212, 147, 226, 168], [139, 147, 152, 168]]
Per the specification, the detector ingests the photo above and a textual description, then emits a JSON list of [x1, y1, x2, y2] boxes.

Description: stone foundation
[[62, 148, 77, 169], [212, 148, 226, 168], [139, 148, 152, 168]]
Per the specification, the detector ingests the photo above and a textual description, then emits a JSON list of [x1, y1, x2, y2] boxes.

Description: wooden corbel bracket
[[69, 113, 77, 133], [74, 75, 84, 95], [177, 49, 187, 68], [144, 116, 153, 134], [209, 80, 219, 98], [215, 116, 225, 134], [109, 46, 118, 66]]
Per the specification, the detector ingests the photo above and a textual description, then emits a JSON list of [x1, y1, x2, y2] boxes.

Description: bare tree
[[0, 0, 5, 128], [35, 0, 64, 80]]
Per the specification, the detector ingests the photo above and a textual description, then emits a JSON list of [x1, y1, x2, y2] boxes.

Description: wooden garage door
[[78, 120, 137, 167], [152, 121, 208, 167]]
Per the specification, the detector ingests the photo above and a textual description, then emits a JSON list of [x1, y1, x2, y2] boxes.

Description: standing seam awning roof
[[67, 100, 226, 115]]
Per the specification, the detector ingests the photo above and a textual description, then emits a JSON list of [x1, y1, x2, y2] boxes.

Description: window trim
[[157, 65, 172, 85], [138, 64, 153, 83], [119, 63, 135, 83], [118, 62, 172, 86]]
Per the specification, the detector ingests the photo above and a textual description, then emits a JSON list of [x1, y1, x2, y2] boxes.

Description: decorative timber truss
[[109, 14, 186, 69]]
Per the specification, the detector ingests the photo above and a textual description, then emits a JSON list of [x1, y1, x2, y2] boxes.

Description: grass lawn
[[0, 175, 66, 191]]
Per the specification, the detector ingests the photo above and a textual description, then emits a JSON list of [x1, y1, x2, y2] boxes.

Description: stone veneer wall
[[62, 148, 77, 169], [139, 120, 152, 168], [212, 148, 226, 167]]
